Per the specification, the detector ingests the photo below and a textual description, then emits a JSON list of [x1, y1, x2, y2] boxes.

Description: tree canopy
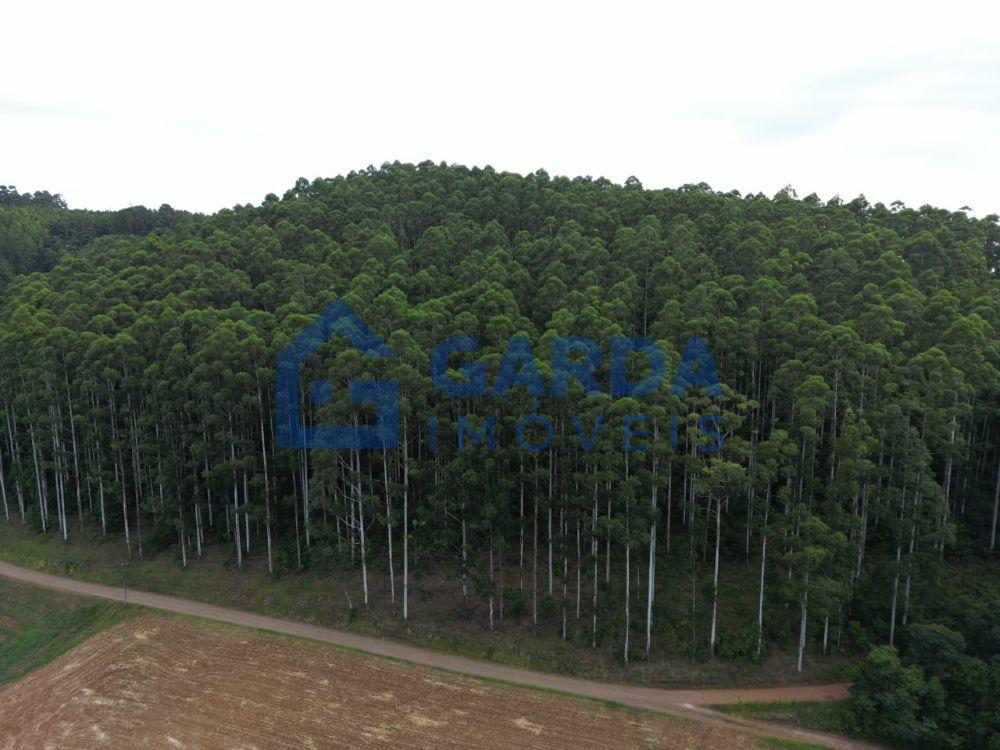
[[0, 163, 998, 746]]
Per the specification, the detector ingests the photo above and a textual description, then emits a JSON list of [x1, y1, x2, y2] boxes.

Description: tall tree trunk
[[243, 470, 250, 555], [623, 452, 631, 664], [757, 480, 770, 658], [0, 439, 10, 523], [575, 516, 581, 620], [64, 370, 83, 533], [709, 495, 722, 659], [383, 448, 395, 604], [28, 420, 46, 532], [355, 449, 369, 607], [258, 402, 274, 576], [561, 507, 568, 639], [547, 449, 554, 596], [461, 513, 469, 603], [990, 452, 1000, 552], [939, 406, 957, 550], [902, 487, 922, 627], [128, 407, 143, 557], [292, 469, 302, 569], [109, 390, 130, 558], [301, 448, 311, 548], [402, 419, 409, 622], [230, 440, 242, 570], [533, 456, 539, 625], [645, 426, 659, 658], [519, 452, 524, 590], [591, 465, 599, 648], [179, 503, 187, 568], [797, 570, 810, 672], [5, 407, 26, 524], [889, 448, 910, 646]]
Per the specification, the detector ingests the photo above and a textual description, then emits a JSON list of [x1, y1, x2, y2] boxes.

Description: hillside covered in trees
[[0, 185, 193, 289], [0, 163, 998, 744]]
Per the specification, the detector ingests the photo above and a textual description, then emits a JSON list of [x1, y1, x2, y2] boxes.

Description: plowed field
[[0, 615, 761, 749]]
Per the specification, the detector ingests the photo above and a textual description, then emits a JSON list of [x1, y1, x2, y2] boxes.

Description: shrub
[[539, 592, 556, 620], [503, 586, 526, 619], [850, 645, 947, 747], [717, 624, 762, 662]]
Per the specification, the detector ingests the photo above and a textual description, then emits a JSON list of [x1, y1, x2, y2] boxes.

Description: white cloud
[[2, 0, 999, 214]]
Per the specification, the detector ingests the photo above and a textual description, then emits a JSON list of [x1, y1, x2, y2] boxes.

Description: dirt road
[[0, 559, 868, 749]]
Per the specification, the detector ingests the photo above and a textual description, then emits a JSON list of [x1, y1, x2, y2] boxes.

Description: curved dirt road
[[0, 559, 869, 749]]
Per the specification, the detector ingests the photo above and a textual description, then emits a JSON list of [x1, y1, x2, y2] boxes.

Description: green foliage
[[539, 592, 557, 621], [903, 623, 967, 679], [0, 577, 130, 685], [756, 740, 827, 750], [0, 165, 998, 741], [716, 623, 763, 662], [722, 699, 855, 737], [503, 586, 526, 619], [0, 185, 191, 289], [850, 632, 1000, 749], [850, 645, 946, 746], [842, 620, 871, 654]]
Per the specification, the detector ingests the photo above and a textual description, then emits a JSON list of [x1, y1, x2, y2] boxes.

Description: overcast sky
[[3, 1, 999, 215]]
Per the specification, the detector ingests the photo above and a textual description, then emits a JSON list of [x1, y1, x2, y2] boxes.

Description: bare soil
[[0, 615, 762, 749], [0, 560, 874, 748]]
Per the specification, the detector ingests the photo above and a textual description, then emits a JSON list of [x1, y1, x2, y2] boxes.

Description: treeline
[[0, 163, 998, 685], [0, 185, 68, 211], [0, 185, 194, 287]]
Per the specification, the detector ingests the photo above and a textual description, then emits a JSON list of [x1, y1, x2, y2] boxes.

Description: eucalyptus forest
[[1, 164, 999, 746]]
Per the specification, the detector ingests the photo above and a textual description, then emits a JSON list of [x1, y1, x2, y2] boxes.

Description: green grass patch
[[757, 739, 828, 750], [719, 700, 854, 736], [720, 699, 895, 748], [0, 577, 131, 686]]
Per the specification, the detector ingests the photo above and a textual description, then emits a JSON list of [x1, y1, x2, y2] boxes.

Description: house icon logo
[[275, 300, 399, 449]]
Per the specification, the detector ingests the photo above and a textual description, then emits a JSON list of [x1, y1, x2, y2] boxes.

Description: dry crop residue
[[0, 615, 759, 749]]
